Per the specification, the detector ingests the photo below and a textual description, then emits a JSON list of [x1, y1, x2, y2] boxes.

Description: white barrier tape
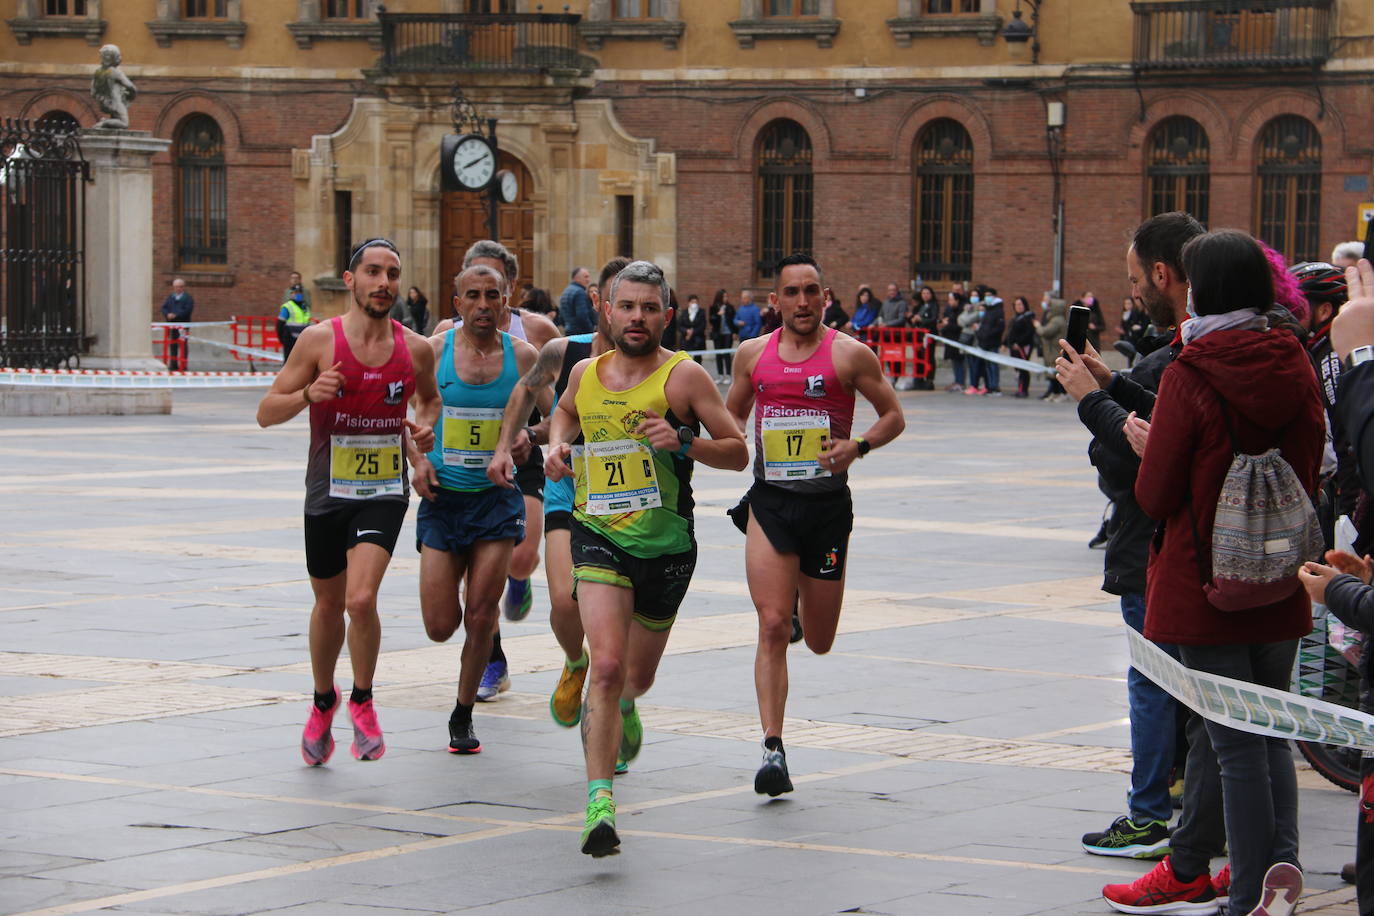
[[149, 321, 235, 329], [1127, 627, 1374, 750], [926, 334, 1054, 375], [0, 370, 276, 389], [189, 336, 285, 363]]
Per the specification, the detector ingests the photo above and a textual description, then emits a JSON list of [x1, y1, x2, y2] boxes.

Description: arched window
[[1146, 116, 1210, 226], [914, 119, 973, 284], [1255, 115, 1321, 265], [175, 115, 227, 266], [755, 119, 813, 281], [35, 110, 80, 132]]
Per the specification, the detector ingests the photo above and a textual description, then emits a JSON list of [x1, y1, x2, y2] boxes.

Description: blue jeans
[[951, 355, 965, 386], [1121, 593, 1179, 823], [980, 346, 1001, 391]]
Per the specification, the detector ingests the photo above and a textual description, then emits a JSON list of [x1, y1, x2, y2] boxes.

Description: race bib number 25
[[330, 433, 404, 499]]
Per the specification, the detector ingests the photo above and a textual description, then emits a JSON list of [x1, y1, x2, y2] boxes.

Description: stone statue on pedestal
[[91, 44, 136, 130]]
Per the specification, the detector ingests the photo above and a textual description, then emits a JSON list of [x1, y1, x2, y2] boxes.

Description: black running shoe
[[754, 745, 794, 797], [789, 611, 804, 644], [447, 716, 481, 754]]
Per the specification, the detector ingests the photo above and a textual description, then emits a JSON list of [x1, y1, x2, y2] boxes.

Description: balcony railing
[[378, 12, 585, 74], [1131, 0, 1331, 70]]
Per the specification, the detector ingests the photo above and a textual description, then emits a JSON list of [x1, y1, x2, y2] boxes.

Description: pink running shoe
[[1250, 862, 1301, 916], [301, 687, 339, 766], [348, 697, 386, 761]]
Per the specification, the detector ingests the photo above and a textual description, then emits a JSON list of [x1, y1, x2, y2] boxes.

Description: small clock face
[[499, 170, 519, 203], [453, 136, 494, 190]]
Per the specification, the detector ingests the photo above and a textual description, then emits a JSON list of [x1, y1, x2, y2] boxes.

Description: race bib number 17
[[584, 439, 661, 516], [761, 415, 831, 480]]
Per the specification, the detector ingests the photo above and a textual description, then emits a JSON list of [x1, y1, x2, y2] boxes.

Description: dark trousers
[[166, 328, 188, 371], [712, 334, 734, 376], [1175, 640, 1301, 913]]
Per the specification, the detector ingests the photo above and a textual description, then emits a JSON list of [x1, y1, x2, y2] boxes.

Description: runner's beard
[[362, 297, 393, 319], [615, 327, 659, 357], [1138, 279, 1174, 329]]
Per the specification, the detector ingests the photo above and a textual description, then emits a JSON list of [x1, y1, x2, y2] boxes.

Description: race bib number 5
[[330, 434, 403, 499], [761, 415, 831, 480], [442, 406, 502, 468], [584, 439, 661, 516]]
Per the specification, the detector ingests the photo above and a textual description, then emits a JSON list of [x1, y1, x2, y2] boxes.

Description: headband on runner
[[347, 237, 400, 272]]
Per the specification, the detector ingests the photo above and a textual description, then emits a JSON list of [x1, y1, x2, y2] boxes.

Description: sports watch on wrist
[[1348, 345, 1374, 374], [676, 426, 695, 457], [855, 436, 871, 458]]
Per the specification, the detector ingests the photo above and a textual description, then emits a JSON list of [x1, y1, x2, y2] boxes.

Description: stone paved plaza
[[0, 386, 1361, 915]]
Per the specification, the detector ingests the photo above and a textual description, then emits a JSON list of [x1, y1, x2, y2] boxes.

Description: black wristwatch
[[676, 426, 695, 457], [524, 425, 539, 446]]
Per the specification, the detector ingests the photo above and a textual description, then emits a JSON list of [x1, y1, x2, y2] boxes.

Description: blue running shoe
[[475, 661, 510, 702], [503, 577, 533, 621]]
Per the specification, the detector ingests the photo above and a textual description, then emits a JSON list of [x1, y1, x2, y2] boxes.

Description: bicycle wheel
[[1292, 612, 1362, 793]]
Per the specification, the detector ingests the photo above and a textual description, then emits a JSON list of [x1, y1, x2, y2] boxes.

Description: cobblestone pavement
[[0, 386, 1359, 915]]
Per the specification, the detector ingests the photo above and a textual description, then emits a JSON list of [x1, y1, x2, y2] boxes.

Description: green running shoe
[[580, 796, 620, 857], [619, 703, 642, 764], [1081, 815, 1170, 859], [614, 756, 628, 775]]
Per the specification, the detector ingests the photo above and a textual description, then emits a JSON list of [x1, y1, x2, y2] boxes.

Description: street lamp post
[[1001, 0, 1042, 65]]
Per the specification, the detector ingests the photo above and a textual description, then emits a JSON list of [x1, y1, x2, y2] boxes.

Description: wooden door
[[439, 150, 535, 319]]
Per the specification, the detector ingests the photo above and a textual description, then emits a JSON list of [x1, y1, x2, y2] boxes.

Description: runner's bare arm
[[543, 359, 588, 482], [724, 336, 767, 435], [255, 323, 335, 428], [518, 309, 564, 349], [406, 332, 440, 456], [487, 338, 567, 487], [818, 337, 905, 472], [656, 359, 749, 471]]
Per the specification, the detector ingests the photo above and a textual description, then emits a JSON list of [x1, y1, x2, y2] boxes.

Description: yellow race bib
[[761, 414, 831, 481], [329, 434, 404, 498], [441, 406, 503, 468], [584, 439, 661, 515]]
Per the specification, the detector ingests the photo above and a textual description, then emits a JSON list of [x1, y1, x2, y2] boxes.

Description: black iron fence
[[0, 118, 88, 369], [379, 12, 585, 74], [1131, 0, 1331, 69]]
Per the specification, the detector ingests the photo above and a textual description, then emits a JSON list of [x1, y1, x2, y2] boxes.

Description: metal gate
[[0, 118, 89, 369]]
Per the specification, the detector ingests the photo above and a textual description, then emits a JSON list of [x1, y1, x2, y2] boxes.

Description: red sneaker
[[1210, 864, 1229, 908], [348, 697, 386, 761], [301, 687, 339, 766], [1102, 856, 1219, 914]]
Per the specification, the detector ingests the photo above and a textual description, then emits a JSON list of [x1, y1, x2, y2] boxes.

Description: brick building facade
[[2, 0, 1372, 334]]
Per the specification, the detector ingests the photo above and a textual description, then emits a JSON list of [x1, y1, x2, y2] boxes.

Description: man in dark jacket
[[160, 277, 194, 371], [1056, 213, 1228, 890], [973, 288, 1005, 395]]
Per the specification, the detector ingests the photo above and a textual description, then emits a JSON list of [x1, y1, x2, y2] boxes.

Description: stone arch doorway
[[439, 149, 535, 317]]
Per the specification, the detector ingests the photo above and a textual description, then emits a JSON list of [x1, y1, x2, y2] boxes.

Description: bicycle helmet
[[1290, 261, 1348, 306]]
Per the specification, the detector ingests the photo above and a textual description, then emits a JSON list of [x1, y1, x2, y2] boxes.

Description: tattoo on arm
[[521, 339, 568, 390]]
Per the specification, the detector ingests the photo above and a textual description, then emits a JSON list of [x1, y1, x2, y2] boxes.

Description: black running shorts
[[517, 446, 545, 500], [304, 499, 408, 580], [570, 520, 696, 631], [544, 509, 572, 532], [735, 480, 853, 580]]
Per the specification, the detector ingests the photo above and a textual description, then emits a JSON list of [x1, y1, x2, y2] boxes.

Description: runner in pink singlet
[[257, 238, 440, 768], [726, 253, 906, 797]]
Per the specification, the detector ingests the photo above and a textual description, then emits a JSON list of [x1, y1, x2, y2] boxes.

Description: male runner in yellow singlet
[[545, 260, 748, 857]]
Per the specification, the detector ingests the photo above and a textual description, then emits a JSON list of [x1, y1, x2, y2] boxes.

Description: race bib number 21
[[584, 439, 661, 516]]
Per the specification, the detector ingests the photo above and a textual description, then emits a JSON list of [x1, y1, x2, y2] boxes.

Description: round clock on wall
[[496, 169, 519, 203], [451, 134, 495, 191]]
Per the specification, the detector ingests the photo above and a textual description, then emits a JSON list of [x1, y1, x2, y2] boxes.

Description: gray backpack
[[1193, 394, 1322, 612]]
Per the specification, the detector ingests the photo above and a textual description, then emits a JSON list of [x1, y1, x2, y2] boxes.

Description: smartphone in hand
[[1364, 213, 1374, 263], [1065, 305, 1091, 354]]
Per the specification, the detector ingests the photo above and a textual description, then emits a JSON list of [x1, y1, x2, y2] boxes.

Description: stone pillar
[[80, 129, 171, 370]]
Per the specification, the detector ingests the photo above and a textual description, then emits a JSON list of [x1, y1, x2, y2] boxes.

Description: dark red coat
[[1135, 327, 1323, 645]]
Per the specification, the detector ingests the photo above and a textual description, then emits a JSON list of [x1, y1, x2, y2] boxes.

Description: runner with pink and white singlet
[[257, 238, 440, 767], [725, 253, 906, 797]]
